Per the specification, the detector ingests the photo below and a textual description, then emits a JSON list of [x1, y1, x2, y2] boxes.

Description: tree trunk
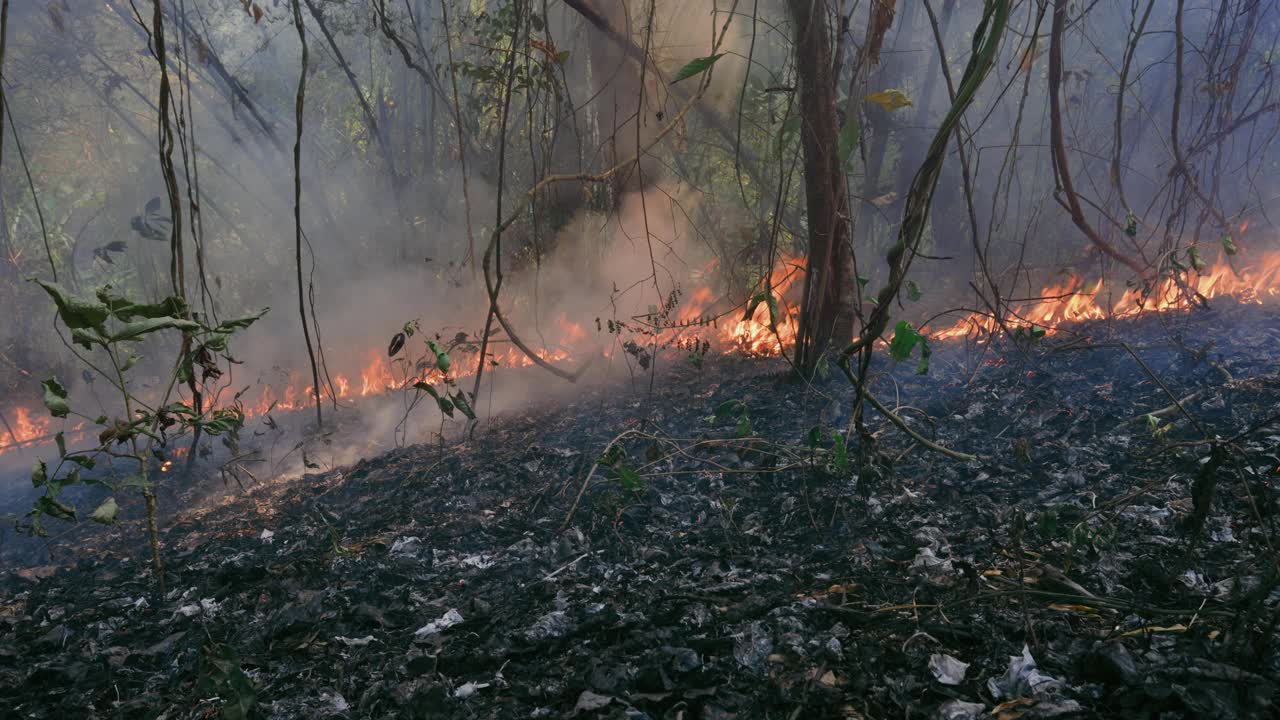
[[789, 0, 855, 373]]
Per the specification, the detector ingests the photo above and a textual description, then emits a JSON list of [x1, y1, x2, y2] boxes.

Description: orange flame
[[4, 242, 1279, 460], [933, 247, 1280, 340]]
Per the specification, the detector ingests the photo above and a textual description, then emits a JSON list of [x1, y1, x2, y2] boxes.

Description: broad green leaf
[[32, 279, 110, 329], [889, 320, 922, 362], [109, 317, 201, 342], [115, 475, 153, 490], [837, 115, 862, 171], [452, 390, 476, 420], [214, 309, 269, 332], [66, 455, 96, 470], [735, 412, 753, 438], [671, 53, 724, 85], [865, 88, 913, 111], [1221, 233, 1238, 255], [413, 381, 441, 400], [616, 464, 642, 491], [71, 327, 109, 350], [96, 289, 186, 321], [807, 425, 823, 449], [34, 495, 76, 521], [41, 378, 69, 418], [831, 431, 849, 472], [89, 497, 119, 524]]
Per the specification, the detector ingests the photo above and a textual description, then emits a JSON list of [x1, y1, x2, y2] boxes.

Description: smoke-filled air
[[1, 1, 1279, 718]]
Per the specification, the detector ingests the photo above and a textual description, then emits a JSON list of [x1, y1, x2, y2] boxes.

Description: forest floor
[[2, 300, 1279, 719]]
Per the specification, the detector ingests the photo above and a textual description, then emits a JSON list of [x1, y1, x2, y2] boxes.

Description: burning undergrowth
[[1, 293, 1279, 718]]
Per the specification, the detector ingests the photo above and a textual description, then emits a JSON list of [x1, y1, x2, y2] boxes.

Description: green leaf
[[916, 338, 932, 375], [214, 309, 269, 332], [671, 53, 724, 85], [89, 497, 118, 524], [1188, 246, 1207, 271], [452, 390, 476, 420], [735, 412, 753, 438], [108, 317, 201, 342], [616, 464, 642, 491], [55, 432, 66, 458], [837, 115, 862, 171], [413, 381, 441, 399], [31, 459, 48, 487], [714, 400, 743, 422], [96, 289, 186, 321], [70, 327, 109, 350], [426, 340, 451, 373], [1221, 233, 1238, 256], [197, 643, 256, 720], [115, 475, 153, 490], [906, 281, 923, 302], [34, 495, 77, 522], [807, 425, 823, 449], [831, 431, 849, 472], [31, 279, 110, 329], [865, 88, 913, 111], [66, 454, 96, 470], [889, 320, 922, 362]]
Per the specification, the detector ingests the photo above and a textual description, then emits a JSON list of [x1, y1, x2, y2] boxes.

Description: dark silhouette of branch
[[290, 0, 323, 430], [1048, 0, 1146, 276]]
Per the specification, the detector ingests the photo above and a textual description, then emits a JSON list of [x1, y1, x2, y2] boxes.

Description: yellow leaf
[[1120, 623, 1187, 638], [866, 89, 913, 111], [1048, 603, 1099, 614]]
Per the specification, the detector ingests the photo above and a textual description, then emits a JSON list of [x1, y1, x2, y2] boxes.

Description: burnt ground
[[2, 301, 1279, 720]]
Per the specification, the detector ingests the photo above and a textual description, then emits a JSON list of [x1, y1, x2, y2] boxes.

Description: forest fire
[[2, 249, 1278, 460], [934, 247, 1280, 340]]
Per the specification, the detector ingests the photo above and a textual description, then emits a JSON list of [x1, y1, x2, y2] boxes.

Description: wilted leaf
[[89, 497, 118, 524], [388, 332, 407, 357], [31, 279, 110, 329], [31, 459, 48, 487], [42, 378, 70, 418], [671, 53, 724, 85], [109, 317, 201, 342], [214, 309, 268, 332], [97, 289, 186, 321], [34, 495, 76, 522], [452, 390, 476, 420], [870, 191, 899, 207], [1221, 233, 1238, 255], [866, 88, 913, 111], [906, 281, 923, 302]]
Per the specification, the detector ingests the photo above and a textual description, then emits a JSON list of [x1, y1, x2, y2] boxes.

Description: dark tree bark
[[788, 0, 855, 373]]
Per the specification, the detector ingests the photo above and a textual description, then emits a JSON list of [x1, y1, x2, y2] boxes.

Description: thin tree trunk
[[789, 0, 855, 373]]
